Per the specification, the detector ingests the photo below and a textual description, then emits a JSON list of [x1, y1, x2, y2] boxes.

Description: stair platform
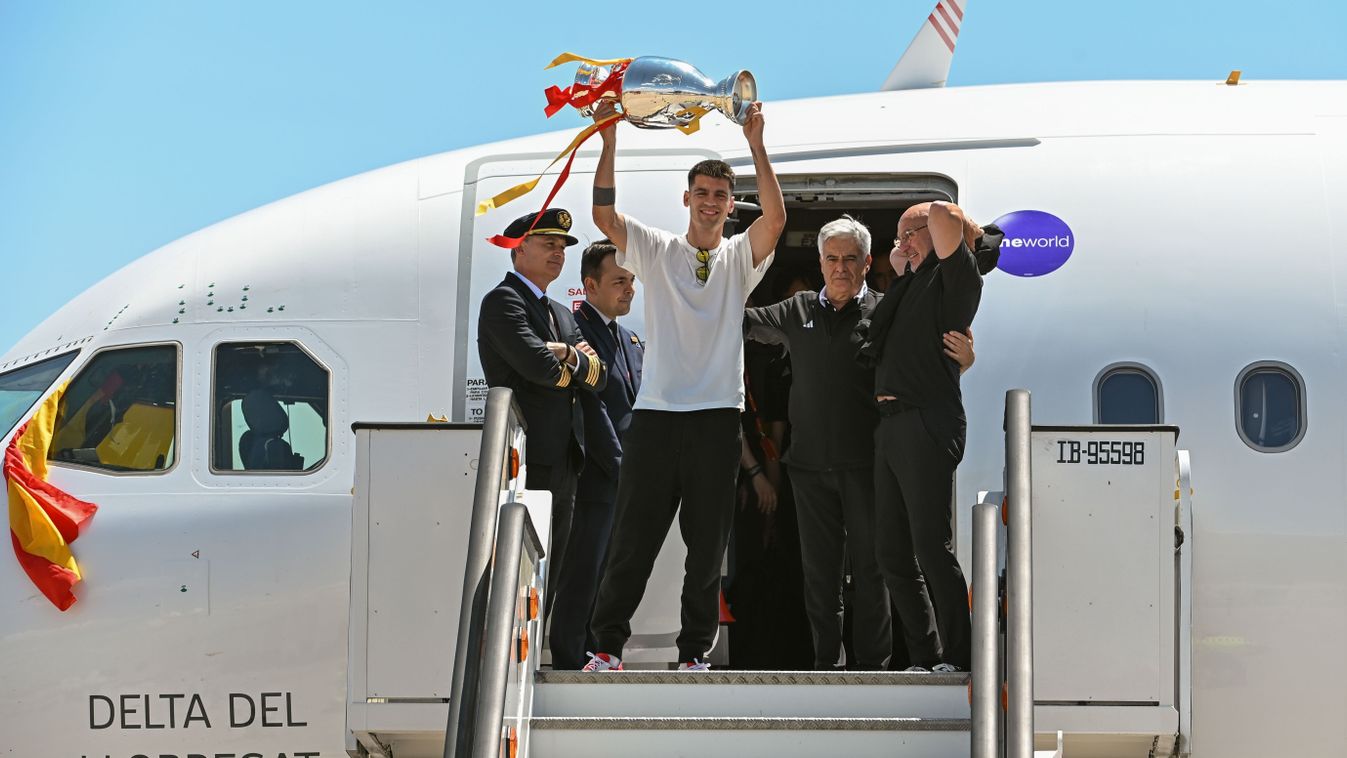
[[526, 670, 972, 757]]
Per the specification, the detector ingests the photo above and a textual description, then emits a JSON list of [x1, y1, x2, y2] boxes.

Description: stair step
[[526, 716, 971, 758], [532, 716, 971, 730], [534, 670, 971, 719]]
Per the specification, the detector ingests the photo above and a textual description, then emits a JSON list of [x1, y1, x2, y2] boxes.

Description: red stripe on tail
[[928, 13, 956, 52], [935, 3, 961, 37]]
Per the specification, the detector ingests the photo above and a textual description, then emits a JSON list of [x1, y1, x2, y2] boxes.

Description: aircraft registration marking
[[1055, 439, 1146, 466]]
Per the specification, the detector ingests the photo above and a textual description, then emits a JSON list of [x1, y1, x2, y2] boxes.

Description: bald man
[[859, 200, 983, 673]]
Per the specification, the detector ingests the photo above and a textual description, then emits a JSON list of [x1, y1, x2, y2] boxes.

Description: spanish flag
[[5, 383, 97, 611]]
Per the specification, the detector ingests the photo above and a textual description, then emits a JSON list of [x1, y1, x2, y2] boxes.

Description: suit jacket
[[478, 274, 607, 470], [573, 301, 644, 489]]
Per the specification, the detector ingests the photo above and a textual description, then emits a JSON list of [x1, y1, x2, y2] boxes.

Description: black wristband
[[594, 186, 615, 206], [744, 464, 763, 478]]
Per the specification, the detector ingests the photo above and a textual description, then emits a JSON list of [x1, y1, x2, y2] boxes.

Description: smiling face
[[821, 236, 871, 304], [683, 174, 734, 233], [583, 250, 636, 319], [891, 205, 933, 273], [513, 234, 568, 290]]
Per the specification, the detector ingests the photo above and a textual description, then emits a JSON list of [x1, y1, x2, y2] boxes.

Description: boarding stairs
[[345, 389, 1193, 758]]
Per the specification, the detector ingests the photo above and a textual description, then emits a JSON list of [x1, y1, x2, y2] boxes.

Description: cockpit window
[[0, 352, 80, 439], [212, 342, 330, 473], [49, 345, 178, 472]]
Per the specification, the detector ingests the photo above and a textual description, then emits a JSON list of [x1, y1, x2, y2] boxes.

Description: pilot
[[477, 208, 607, 617], [548, 240, 645, 670], [583, 99, 786, 672], [745, 214, 974, 670], [858, 201, 984, 673]]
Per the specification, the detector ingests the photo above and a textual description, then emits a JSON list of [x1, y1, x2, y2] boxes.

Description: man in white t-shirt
[[581, 100, 786, 672]]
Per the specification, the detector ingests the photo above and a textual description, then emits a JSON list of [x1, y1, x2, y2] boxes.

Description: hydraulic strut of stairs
[[346, 387, 1194, 758]]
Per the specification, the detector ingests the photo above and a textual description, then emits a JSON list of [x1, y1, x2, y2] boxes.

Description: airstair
[[345, 388, 1194, 758]]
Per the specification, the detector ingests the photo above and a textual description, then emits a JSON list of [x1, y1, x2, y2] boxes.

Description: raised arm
[[929, 201, 969, 260], [742, 102, 786, 267], [592, 101, 628, 251]]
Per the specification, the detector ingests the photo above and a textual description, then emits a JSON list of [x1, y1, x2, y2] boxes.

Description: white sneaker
[[678, 659, 712, 672], [581, 652, 623, 672], [932, 663, 962, 673], [902, 665, 931, 672]]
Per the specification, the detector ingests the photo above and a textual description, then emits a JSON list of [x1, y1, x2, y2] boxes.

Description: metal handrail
[[445, 387, 523, 758], [1005, 389, 1034, 758], [471, 502, 544, 758], [970, 501, 1000, 758]]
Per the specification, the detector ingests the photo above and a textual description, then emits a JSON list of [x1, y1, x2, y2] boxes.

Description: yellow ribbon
[[475, 113, 623, 216], [675, 106, 712, 135], [545, 52, 633, 70]]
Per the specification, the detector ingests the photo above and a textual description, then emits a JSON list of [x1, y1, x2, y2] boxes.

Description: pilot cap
[[503, 208, 579, 246]]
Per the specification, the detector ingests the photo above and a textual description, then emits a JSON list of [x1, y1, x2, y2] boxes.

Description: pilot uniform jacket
[[546, 300, 641, 669], [477, 273, 607, 470], [573, 301, 644, 493]]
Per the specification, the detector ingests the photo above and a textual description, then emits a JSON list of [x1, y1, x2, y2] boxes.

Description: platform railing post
[[1005, 389, 1034, 758], [445, 387, 516, 758], [971, 502, 1000, 758], [470, 503, 529, 758]]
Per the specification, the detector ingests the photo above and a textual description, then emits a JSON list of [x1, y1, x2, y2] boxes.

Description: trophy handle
[[716, 70, 758, 125], [575, 63, 621, 117]]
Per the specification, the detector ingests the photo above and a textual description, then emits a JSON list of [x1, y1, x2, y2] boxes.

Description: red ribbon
[[542, 62, 628, 118], [486, 114, 622, 249]]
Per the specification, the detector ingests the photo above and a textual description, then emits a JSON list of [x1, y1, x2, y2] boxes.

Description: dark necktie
[[540, 296, 560, 340], [609, 320, 631, 385]]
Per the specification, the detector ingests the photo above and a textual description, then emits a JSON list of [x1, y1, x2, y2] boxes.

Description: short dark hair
[[580, 239, 618, 285], [688, 159, 735, 190]]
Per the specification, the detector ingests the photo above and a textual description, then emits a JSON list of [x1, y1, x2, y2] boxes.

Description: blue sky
[[2, 0, 1344, 354]]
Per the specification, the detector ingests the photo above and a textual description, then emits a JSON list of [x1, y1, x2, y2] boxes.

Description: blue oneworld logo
[[992, 210, 1075, 277]]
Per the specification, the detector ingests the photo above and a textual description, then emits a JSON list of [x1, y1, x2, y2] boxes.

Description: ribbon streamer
[[482, 113, 623, 249], [545, 52, 633, 70]]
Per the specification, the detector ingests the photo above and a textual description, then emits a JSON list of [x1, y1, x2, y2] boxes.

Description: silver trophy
[[574, 56, 757, 129]]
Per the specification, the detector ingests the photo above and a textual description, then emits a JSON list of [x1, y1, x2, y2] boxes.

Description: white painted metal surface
[[348, 424, 482, 756], [1030, 427, 1177, 705]]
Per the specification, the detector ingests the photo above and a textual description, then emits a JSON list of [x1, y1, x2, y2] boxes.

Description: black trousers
[[548, 465, 617, 670], [528, 462, 578, 620], [873, 409, 971, 669], [590, 409, 742, 662], [791, 466, 893, 669]]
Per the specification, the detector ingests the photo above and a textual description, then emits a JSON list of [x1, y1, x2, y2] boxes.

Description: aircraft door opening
[[731, 173, 957, 300]]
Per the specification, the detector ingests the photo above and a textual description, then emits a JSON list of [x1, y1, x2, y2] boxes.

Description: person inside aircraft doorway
[[858, 201, 983, 672], [476, 208, 607, 621], [745, 214, 976, 670], [583, 99, 786, 672]]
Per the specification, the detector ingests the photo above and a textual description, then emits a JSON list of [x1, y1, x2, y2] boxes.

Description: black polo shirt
[[745, 287, 881, 471], [874, 242, 983, 418]]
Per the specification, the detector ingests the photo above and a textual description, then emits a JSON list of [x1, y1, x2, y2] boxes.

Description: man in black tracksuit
[[746, 214, 979, 670], [858, 201, 986, 672]]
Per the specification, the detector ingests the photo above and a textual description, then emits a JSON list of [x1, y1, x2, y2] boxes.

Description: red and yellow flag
[[5, 383, 97, 611]]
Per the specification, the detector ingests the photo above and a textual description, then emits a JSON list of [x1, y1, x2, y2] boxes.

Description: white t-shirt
[[618, 216, 773, 411]]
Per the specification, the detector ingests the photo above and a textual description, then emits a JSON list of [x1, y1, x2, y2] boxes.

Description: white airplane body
[[3, 72, 1345, 758]]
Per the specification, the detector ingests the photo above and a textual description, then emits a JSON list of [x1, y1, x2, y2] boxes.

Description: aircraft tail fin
[[880, 0, 966, 91]]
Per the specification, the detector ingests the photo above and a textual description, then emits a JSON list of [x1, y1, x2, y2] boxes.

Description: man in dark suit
[[477, 208, 607, 627], [549, 240, 644, 669]]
